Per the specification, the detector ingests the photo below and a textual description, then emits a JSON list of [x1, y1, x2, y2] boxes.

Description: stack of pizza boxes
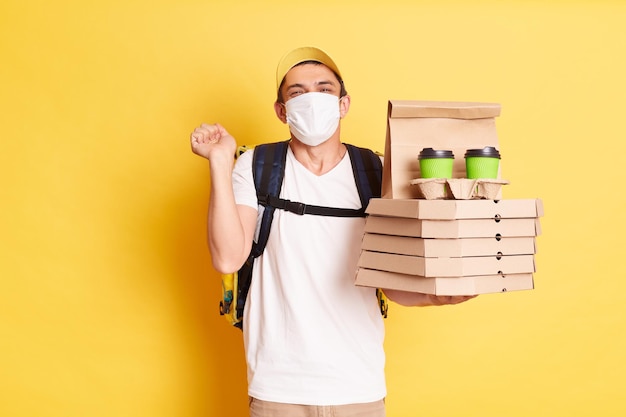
[[355, 101, 543, 295]]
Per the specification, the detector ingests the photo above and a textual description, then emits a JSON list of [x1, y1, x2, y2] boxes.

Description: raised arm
[[190, 123, 257, 273]]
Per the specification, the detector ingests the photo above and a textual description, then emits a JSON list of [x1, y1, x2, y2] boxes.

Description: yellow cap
[[275, 46, 342, 89]]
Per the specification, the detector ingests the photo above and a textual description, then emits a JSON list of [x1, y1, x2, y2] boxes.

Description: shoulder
[[344, 143, 381, 156], [233, 147, 254, 174], [344, 143, 383, 168]]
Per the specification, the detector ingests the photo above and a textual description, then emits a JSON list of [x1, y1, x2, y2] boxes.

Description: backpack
[[219, 140, 388, 329]]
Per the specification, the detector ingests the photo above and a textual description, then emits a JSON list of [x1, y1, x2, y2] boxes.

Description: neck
[[289, 135, 346, 176]]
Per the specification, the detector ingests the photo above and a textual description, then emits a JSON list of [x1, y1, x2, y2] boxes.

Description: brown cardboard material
[[409, 178, 509, 200], [364, 216, 541, 238], [358, 251, 535, 277], [361, 233, 537, 257], [382, 100, 502, 199], [355, 268, 534, 295], [365, 198, 544, 220], [359, 100, 542, 296]]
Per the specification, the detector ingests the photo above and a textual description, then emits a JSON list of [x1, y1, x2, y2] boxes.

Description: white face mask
[[284, 92, 341, 147]]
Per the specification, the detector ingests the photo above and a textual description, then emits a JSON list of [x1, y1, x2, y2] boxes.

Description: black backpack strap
[[258, 194, 367, 217], [346, 144, 386, 318], [345, 144, 383, 205], [250, 140, 290, 257], [234, 140, 289, 325]]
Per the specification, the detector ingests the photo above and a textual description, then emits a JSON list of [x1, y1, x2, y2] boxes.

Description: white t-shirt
[[232, 145, 386, 405]]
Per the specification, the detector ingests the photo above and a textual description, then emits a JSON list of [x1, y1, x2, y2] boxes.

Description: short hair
[[276, 61, 348, 104]]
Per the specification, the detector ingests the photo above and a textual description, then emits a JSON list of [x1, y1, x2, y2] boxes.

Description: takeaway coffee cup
[[418, 148, 455, 178], [464, 147, 501, 179]]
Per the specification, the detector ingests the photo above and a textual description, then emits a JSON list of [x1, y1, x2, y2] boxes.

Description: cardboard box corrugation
[[358, 250, 536, 277], [361, 233, 537, 257], [364, 216, 541, 239], [366, 198, 544, 220], [356, 268, 534, 296]]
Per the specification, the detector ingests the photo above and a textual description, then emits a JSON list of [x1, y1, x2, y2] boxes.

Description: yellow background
[[2, 0, 625, 416]]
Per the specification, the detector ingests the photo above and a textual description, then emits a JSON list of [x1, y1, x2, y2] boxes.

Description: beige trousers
[[249, 397, 386, 417]]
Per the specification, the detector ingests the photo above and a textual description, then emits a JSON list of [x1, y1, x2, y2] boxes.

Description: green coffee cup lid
[[418, 148, 454, 159], [464, 146, 501, 159]]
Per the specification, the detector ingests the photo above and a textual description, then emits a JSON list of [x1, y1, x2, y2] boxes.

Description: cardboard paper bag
[[382, 100, 502, 199]]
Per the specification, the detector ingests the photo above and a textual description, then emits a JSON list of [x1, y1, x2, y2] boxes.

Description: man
[[190, 46, 474, 417]]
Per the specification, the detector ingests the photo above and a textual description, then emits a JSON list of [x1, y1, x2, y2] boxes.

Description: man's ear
[[339, 95, 351, 119], [274, 101, 287, 124]]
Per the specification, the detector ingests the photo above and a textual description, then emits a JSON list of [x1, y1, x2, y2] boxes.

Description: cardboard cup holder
[[409, 178, 510, 200]]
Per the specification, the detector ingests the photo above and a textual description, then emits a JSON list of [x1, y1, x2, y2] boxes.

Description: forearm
[[383, 289, 477, 306], [383, 289, 438, 306], [206, 157, 252, 273]]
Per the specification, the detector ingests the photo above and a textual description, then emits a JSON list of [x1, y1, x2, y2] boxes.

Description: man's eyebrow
[[285, 82, 306, 91], [315, 80, 336, 87], [285, 80, 337, 91]]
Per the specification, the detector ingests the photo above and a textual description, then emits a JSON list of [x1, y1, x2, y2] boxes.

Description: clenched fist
[[190, 123, 237, 161]]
